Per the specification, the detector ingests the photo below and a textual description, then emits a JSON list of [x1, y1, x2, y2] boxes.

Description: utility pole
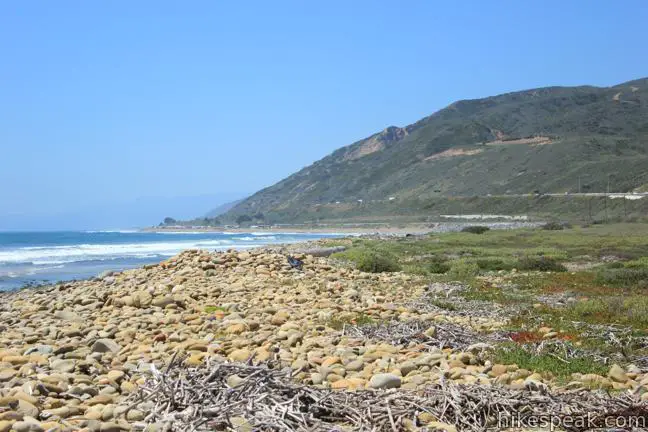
[[578, 175, 581, 194], [607, 174, 611, 195], [605, 174, 612, 223]]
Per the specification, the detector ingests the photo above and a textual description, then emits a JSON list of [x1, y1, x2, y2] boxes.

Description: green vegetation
[[428, 298, 457, 311], [204, 305, 228, 313], [447, 259, 480, 280], [463, 281, 534, 305], [160, 216, 222, 227], [541, 221, 567, 230], [540, 296, 648, 329], [331, 248, 401, 273], [326, 312, 375, 330], [595, 268, 648, 287], [623, 257, 648, 268], [492, 344, 608, 379], [328, 223, 648, 377], [473, 258, 516, 271], [426, 256, 452, 274], [331, 224, 648, 278], [516, 256, 567, 272], [223, 78, 648, 224]]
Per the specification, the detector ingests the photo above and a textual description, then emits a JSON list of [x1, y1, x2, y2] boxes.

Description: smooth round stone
[[344, 359, 364, 372], [126, 409, 145, 421], [11, 421, 44, 432], [0, 422, 13, 432], [228, 349, 251, 362], [16, 400, 40, 418], [0, 369, 18, 382], [369, 373, 401, 389], [310, 373, 324, 385]]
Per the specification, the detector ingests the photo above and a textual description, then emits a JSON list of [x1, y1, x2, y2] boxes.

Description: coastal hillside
[[224, 78, 648, 223]]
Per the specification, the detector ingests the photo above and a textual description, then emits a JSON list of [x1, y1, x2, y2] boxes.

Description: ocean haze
[[0, 193, 246, 231]]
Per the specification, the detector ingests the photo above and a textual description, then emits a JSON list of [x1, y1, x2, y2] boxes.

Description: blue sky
[[1, 1, 647, 229]]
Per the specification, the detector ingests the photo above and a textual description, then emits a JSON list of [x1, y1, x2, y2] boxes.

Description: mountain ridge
[[223, 78, 648, 223]]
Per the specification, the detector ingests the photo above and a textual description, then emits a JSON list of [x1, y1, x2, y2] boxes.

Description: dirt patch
[[424, 148, 483, 161], [484, 136, 553, 146], [564, 261, 604, 272]]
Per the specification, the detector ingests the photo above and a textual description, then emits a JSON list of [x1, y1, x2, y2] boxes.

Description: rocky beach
[[1, 243, 647, 431]]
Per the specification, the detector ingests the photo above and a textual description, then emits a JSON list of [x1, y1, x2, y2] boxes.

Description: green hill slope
[[225, 78, 648, 223]]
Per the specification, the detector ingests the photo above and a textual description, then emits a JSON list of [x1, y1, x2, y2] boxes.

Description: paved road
[[484, 193, 648, 198]]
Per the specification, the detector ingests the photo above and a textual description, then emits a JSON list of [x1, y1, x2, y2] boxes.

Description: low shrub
[[356, 251, 401, 273], [541, 221, 569, 230], [516, 256, 567, 272], [332, 248, 401, 273], [556, 296, 648, 328], [427, 256, 451, 274], [623, 257, 648, 269], [595, 268, 648, 287], [461, 226, 490, 234], [401, 264, 429, 276], [474, 258, 515, 272], [447, 259, 480, 280]]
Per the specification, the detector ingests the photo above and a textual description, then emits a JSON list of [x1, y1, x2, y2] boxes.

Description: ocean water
[[0, 230, 344, 291]]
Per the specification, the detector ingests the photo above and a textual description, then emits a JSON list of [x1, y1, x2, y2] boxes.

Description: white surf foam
[[151, 231, 211, 235], [0, 239, 237, 265], [84, 230, 139, 234], [0, 232, 345, 271]]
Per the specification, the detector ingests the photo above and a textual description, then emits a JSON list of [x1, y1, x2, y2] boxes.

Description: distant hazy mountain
[[223, 78, 648, 222], [205, 199, 243, 218]]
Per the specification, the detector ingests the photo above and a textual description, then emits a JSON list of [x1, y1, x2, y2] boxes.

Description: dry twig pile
[[344, 320, 508, 352], [129, 358, 648, 432]]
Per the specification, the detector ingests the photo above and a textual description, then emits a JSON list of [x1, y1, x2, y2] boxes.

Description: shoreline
[[143, 220, 543, 235], [141, 224, 433, 235], [1, 222, 542, 292]]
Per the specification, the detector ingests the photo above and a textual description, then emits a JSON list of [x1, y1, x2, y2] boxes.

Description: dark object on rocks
[[287, 256, 304, 270]]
